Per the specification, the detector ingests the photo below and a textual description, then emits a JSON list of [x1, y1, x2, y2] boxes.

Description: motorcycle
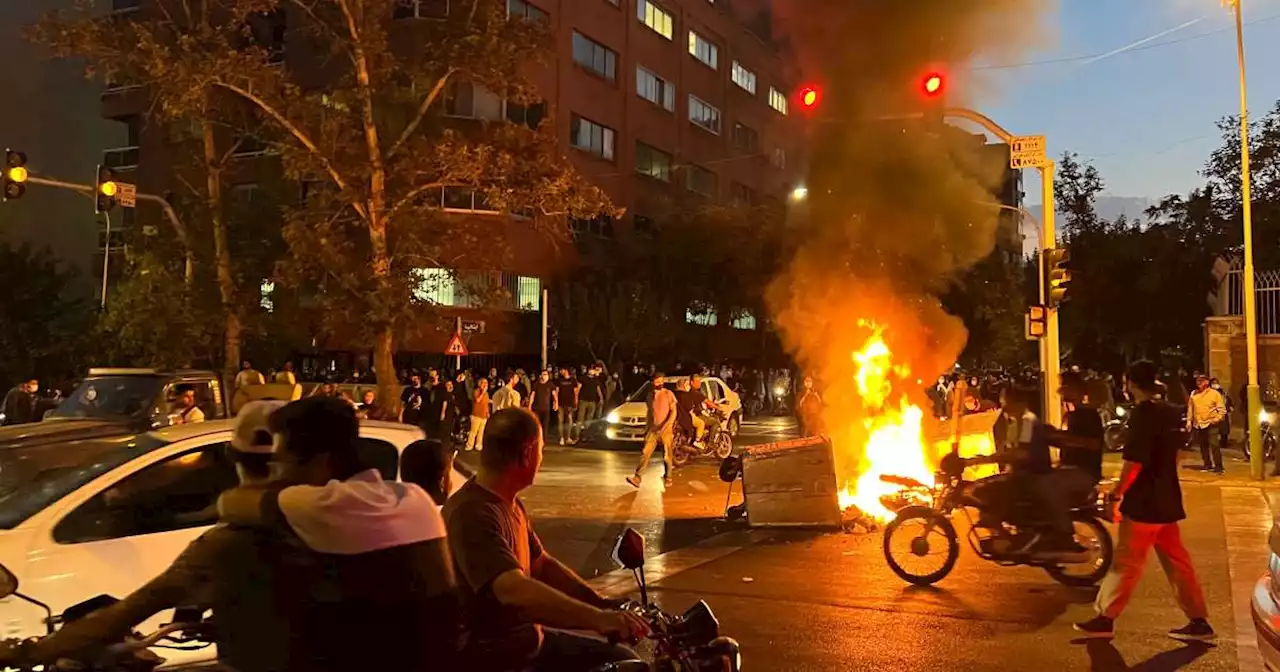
[[0, 564, 213, 671], [1104, 403, 1130, 453], [1243, 403, 1279, 462], [671, 407, 733, 467], [592, 529, 741, 672], [881, 453, 1115, 588]]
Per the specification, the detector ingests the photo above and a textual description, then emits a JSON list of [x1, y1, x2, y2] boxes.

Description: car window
[[702, 381, 718, 400], [54, 443, 239, 544], [358, 438, 399, 481], [166, 381, 217, 422]]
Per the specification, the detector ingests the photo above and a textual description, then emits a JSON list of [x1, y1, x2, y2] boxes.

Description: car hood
[[612, 402, 647, 416], [0, 419, 138, 449]]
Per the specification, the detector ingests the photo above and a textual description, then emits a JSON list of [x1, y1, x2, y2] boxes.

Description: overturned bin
[[740, 411, 1002, 529]]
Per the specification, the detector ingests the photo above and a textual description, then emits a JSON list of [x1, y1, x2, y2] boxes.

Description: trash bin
[[741, 436, 842, 528]]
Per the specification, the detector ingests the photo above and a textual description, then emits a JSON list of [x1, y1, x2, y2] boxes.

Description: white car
[[0, 419, 466, 667], [598, 376, 742, 445], [1253, 521, 1280, 670]]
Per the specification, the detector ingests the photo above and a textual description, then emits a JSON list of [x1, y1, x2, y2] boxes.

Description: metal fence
[[1220, 257, 1280, 334]]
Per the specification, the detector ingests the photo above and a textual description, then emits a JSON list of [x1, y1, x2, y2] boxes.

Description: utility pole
[[100, 210, 112, 309]]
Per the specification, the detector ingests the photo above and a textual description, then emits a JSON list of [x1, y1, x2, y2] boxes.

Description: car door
[[23, 434, 237, 644]]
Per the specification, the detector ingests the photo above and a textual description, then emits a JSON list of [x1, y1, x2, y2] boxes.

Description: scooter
[[671, 407, 733, 466]]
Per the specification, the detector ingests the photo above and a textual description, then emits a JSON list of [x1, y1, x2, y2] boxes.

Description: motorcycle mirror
[[611, 528, 646, 570], [0, 563, 18, 600]]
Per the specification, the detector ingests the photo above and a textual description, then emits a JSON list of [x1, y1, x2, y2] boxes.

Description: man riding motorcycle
[[0, 398, 460, 671]]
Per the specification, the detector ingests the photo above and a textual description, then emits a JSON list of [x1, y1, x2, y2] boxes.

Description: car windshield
[[625, 380, 684, 403], [0, 433, 171, 529], [47, 376, 166, 421]]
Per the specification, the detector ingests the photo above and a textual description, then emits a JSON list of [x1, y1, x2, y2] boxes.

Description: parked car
[[0, 419, 464, 667], [1252, 516, 1280, 670], [584, 375, 742, 448]]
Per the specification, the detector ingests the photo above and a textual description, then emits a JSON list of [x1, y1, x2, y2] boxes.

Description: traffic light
[[1043, 247, 1071, 308], [3, 149, 28, 202], [798, 86, 820, 110], [1025, 305, 1046, 340], [95, 165, 118, 214], [922, 72, 946, 98]]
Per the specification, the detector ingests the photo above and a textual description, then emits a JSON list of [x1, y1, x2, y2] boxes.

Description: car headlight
[[1260, 410, 1275, 425], [1115, 406, 1126, 418], [606, 411, 620, 424], [773, 386, 786, 397]]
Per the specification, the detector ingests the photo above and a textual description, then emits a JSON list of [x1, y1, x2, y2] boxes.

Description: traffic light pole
[[24, 175, 194, 283]]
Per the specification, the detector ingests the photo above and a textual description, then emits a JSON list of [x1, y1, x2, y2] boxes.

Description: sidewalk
[[1103, 446, 1280, 487]]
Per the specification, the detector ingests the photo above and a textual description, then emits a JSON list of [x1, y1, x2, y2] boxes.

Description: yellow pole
[[1228, 0, 1264, 479], [1040, 161, 1062, 428]]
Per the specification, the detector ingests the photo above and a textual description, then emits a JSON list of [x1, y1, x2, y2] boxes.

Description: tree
[[96, 253, 224, 369], [0, 243, 92, 388], [943, 251, 1031, 368]]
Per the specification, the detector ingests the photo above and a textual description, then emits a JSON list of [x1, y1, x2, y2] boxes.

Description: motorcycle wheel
[[1043, 517, 1114, 587], [882, 506, 960, 586], [728, 414, 741, 437], [671, 434, 691, 467], [1103, 425, 1127, 453], [714, 432, 733, 459]]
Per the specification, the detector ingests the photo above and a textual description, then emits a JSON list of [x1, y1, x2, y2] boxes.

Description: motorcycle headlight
[[1260, 410, 1274, 425], [606, 411, 620, 424], [1115, 406, 1126, 418]]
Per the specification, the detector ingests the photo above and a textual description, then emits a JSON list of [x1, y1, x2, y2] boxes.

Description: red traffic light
[[799, 86, 820, 109], [922, 72, 945, 97]]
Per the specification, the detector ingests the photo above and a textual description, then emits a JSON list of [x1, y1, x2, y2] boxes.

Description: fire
[[835, 327, 938, 521]]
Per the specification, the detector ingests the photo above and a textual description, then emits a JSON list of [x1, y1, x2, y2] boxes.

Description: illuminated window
[[637, 0, 673, 40], [688, 95, 720, 134], [731, 62, 757, 95], [768, 86, 788, 115], [636, 66, 675, 111], [260, 280, 275, 313], [517, 276, 542, 311], [732, 311, 757, 330], [686, 302, 717, 326], [412, 268, 456, 306], [688, 31, 718, 69], [635, 142, 672, 182]]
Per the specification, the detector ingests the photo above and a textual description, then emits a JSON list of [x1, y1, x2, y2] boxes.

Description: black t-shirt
[[1061, 406, 1105, 482], [400, 386, 427, 423], [1120, 399, 1186, 524], [531, 380, 554, 411], [442, 480, 545, 668], [679, 388, 707, 414], [425, 385, 449, 424], [580, 376, 605, 404], [556, 378, 578, 408]]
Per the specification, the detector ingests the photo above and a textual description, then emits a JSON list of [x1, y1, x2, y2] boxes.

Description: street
[[461, 417, 1279, 671]]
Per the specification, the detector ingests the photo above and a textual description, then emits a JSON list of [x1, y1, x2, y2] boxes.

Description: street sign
[[1009, 135, 1047, 169], [444, 333, 468, 357], [117, 182, 137, 208], [461, 319, 485, 334]]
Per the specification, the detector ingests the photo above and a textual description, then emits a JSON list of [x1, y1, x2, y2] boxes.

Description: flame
[[835, 327, 937, 521]]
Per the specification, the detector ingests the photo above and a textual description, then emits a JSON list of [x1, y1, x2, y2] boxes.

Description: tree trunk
[[202, 116, 241, 385], [374, 327, 400, 418]]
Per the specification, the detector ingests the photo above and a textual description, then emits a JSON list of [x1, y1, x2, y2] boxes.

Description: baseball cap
[[232, 401, 288, 454]]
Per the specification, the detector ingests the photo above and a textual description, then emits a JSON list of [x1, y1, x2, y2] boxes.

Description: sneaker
[[625, 475, 642, 489], [1073, 616, 1115, 639], [663, 477, 673, 488], [1214, 469, 1225, 475], [1168, 619, 1216, 642]]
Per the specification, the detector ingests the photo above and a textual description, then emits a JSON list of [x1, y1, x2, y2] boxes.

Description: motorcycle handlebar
[[105, 621, 204, 655]]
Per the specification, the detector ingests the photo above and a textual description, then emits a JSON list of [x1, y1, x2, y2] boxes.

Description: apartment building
[[97, 0, 806, 361]]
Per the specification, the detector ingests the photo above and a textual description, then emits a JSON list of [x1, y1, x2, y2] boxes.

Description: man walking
[[1, 378, 38, 426], [1075, 361, 1214, 641], [577, 365, 604, 440], [626, 373, 677, 489], [554, 367, 579, 445], [1187, 374, 1226, 474], [529, 370, 555, 436]]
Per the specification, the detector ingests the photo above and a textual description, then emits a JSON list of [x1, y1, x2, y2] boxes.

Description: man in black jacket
[[1, 378, 38, 425]]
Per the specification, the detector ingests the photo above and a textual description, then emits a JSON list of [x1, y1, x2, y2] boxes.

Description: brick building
[[93, 0, 805, 369]]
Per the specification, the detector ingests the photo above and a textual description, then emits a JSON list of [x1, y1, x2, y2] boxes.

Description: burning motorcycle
[[593, 529, 742, 672], [671, 408, 734, 466], [0, 564, 213, 671], [880, 453, 1114, 587]]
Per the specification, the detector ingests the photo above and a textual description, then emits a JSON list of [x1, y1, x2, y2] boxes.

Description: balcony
[[102, 146, 139, 172]]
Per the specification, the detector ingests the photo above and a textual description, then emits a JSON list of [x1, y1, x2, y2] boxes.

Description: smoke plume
[[767, 1, 1055, 482]]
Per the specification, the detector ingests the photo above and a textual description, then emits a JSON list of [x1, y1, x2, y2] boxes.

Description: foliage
[[943, 250, 1032, 369], [0, 244, 93, 388], [96, 254, 223, 370]]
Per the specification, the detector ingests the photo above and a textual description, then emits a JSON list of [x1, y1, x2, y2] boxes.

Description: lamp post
[[1224, 0, 1264, 479]]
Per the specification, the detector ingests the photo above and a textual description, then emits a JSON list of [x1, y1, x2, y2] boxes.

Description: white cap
[[231, 401, 288, 454]]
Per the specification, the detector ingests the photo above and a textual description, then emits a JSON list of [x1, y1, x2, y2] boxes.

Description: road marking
[[588, 529, 773, 596], [1222, 486, 1272, 672]]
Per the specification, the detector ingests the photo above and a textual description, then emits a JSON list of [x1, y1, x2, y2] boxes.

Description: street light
[[790, 186, 809, 202], [1223, 0, 1264, 479]]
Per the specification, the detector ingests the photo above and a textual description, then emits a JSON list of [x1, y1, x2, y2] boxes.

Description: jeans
[[1096, 519, 1208, 621], [557, 407, 575, 444], [535, 408, 553, 439], [635, 420, 675, 480], [1034, 467, 1097, 542], [1193, 424, 1222, 471], [529, 628, 637, 672], [577, 401, 598, 440]]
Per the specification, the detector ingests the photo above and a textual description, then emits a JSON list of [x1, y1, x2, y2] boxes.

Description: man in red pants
[[1074, 361, 1214, 641]]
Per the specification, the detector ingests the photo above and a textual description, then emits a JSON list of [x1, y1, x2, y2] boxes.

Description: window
[[394, 0, 449, 19], [688, 95, 721, 134], [54, 444, 240, 543], [260, 280, 275, 312], [635, 142, 672, 182], [731, 121, 758, 152], [731, 61, 757, 94], [730, 182, 757, 207], [507, 0, 548, 22], [248, 9, 287, 64], [413, 268, 456, 306], [229, 183, 263, 225], [686, 165, 717, 197], [637, 0, 674, 40], [771, 147, 787, 169], [571, 215, 616, 239], [636, 66, 675, 111], [686, 302, 717, 326], [633, 214, 654, 235], [441, 187, 499, 213], [412, 270, 539, 311], [517, 276, 542, 311], [572, 31, 617, 81], [570, 115, 616, 160], [688, 31, 718, 69], [231, 136, 270, 158], [768, 86, 788, 115], [445, 81, 504, 120], [732, 311, 758, 330], [506, 100, 546, 129]]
